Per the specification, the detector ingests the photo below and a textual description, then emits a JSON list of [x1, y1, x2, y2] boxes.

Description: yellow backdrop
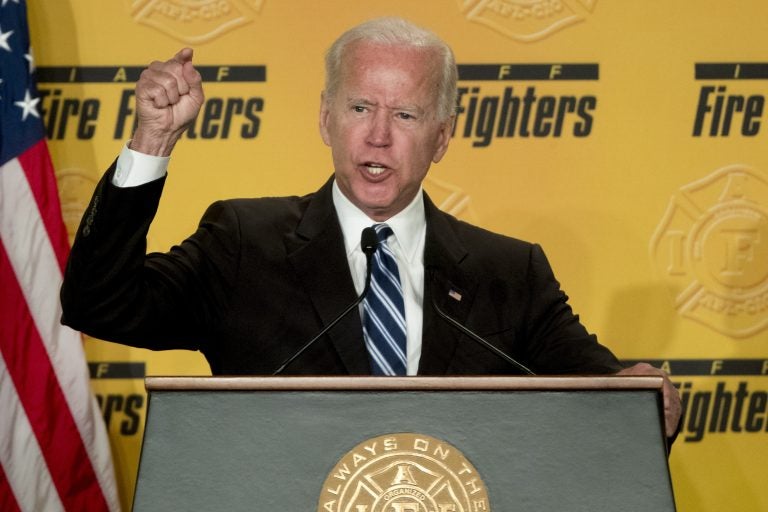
[[28, 1, 767, 510]]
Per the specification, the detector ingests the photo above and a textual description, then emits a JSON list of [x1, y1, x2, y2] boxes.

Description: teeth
[[365, 164, 386, 175]]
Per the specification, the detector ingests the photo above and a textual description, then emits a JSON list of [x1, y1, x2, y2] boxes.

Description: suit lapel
[[418, 194, 478, 375], [283, 183, 478, 375], [285, 178, 371, 374]]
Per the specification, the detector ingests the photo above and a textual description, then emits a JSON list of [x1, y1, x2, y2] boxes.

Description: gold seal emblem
[[129, 0, 264, 44], [650, 165, 768, 338], [318, 433, 491, 512], [457, 0, 597, 43]]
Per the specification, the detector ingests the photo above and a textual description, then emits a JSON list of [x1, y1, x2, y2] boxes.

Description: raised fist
[[131, 48, 205, 156]]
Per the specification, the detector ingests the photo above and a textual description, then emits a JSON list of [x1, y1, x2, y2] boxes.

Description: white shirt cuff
[[112, 142, 170, 187]]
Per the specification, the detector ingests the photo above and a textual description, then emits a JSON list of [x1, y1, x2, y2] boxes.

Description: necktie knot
[[372, 223, 393, 244]]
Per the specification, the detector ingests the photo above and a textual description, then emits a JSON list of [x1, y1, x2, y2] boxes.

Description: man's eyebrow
[[396, 104, 424, 112], [345, 97, 427, 115], [391, 104, 426, 116], [346, 97, 377, 106]]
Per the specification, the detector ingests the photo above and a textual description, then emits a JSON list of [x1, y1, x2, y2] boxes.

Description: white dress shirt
[[331, 181, 426, 375], [113, 143, 169, 187], [113, 144, 426, 374]]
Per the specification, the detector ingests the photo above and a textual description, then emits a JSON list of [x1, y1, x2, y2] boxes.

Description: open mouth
[[363, 162, 388, 176]]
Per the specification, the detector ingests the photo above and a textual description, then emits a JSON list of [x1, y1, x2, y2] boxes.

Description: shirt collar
[[332, 179, 426, 263]]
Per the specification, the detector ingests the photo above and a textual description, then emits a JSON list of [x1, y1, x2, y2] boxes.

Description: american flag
[[0, 1, 119, 510]]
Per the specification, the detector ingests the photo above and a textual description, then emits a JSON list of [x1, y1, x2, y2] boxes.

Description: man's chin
[[351, 189, 395, 213], [358, 198, 399, 221]]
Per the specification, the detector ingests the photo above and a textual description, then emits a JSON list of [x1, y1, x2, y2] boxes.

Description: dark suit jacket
[[61, 166, 622, 376]]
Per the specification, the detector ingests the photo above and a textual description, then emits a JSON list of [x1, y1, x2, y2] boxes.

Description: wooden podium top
[[145, 375, 663, 391]]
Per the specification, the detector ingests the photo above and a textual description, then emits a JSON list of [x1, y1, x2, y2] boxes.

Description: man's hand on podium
[[617, 363, 682, 438]]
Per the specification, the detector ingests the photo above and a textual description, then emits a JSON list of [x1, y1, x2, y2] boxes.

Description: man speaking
[[60, 17, 680, 438]]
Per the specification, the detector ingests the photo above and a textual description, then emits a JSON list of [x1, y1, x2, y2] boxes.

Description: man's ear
[[319, 91, 332, 147], [432, 116, 455, 163]]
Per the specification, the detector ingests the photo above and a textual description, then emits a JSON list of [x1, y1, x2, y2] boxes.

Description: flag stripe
[[0, 465, 23, 512], [0, 242, 109, 511], [16, 140, 70, 273], [1, 157, 119, 511], [1, 2, 119, 510], [1, 157, 117, 510], [0, 463, 23, 512], [0, 352, 64, 512]]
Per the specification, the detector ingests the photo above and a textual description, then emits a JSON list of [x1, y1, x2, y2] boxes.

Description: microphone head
[[361, 227, 379, 256]]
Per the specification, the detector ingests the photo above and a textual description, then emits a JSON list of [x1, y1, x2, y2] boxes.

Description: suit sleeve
[[522, 244, 624, 374], [60, 162, 240, 351]]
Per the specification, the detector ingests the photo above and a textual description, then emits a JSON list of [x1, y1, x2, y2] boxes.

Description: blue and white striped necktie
[[363, 224, 407, 375]]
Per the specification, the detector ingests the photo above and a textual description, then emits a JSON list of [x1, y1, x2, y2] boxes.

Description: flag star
[[25, 46, 35, 72], [0, 25, 13, 52], [14, 89, 40, 120], [2, 0, 21, 6]]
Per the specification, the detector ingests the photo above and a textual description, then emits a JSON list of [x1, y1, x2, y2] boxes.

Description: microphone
[[427, 268, 535, 375], [272, 227, 379, 375]]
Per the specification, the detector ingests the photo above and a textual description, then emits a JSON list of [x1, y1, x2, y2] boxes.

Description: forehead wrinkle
[[337, 43, 440, 115]]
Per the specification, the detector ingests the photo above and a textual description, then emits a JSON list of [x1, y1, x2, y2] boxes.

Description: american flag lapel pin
[[448, 289, 462, 302]]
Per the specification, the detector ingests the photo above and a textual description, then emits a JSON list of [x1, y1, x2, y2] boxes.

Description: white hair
[[324, 17, 458, 121]]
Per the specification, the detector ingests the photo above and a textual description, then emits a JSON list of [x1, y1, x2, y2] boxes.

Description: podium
[[133, 376, 675, 511]]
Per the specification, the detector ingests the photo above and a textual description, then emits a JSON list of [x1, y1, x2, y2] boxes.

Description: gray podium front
[[133, 376, 675, 511]]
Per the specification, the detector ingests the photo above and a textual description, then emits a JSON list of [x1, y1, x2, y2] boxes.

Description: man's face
[[320, 41, 453, 221]]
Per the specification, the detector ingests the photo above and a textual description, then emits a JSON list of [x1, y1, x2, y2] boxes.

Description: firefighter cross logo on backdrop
[[457, 0, 597, 42], [129, 0, 265, 44], [651, 165, 768, 338]]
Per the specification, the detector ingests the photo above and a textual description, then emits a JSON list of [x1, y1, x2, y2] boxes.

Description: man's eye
[[353, 106, 367, 113], [397, 112, 414, 120]]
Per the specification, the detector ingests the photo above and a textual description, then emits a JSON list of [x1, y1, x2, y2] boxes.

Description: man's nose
[[366, 110, 392, 147]]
